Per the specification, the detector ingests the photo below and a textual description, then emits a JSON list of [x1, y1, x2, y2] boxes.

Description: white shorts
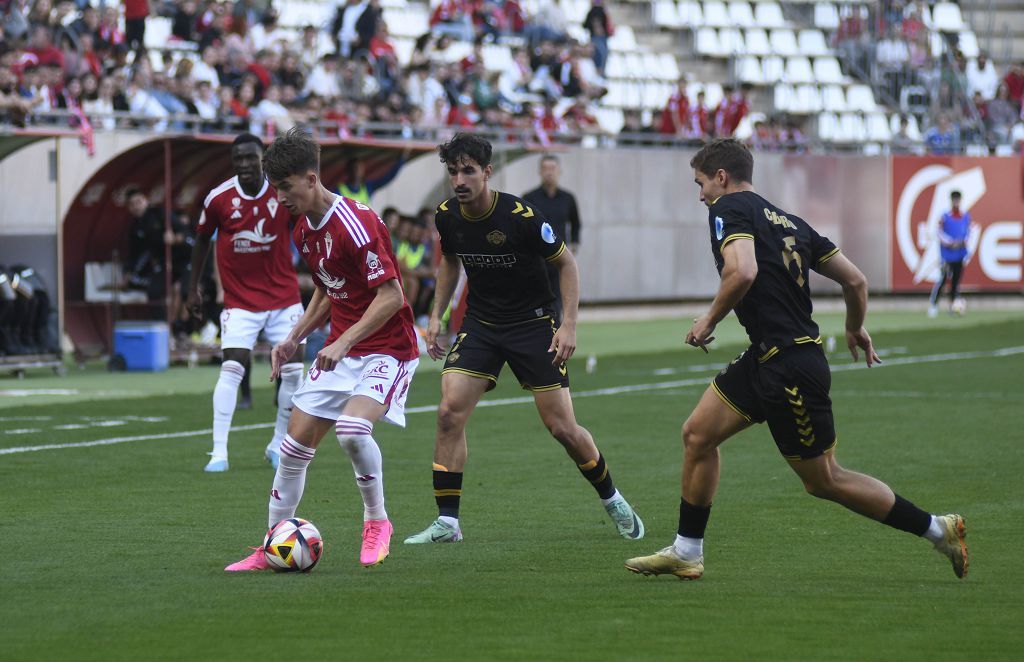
[[220, 303, 304, 350], [291, 354, 419, 427]]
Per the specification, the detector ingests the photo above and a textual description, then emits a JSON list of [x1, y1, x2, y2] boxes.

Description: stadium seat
[[719, 28, 746, 56], [837, 113, 866, 142], [762, 55, 785, 83], [899, 85, 928, 115], [813, 57, 845, 85], [702, 1, 730, 28], [817, 112, 839, 141], [931, 2, 966, 31], [728, 2, 756, 28], [744, 28, 771, 57], [703, 82, 724, 108], [784, 57, 814, 84], [846, 84, 877, 112], [604, 81, 625, 107], [754, 2, 786, 29], [734, 113, 756, 140], [695, 28, 724, 57], [794, 84, 822, 113], [609, 25, 637, 51], [774, 83, 795, 112], [678, 1, 704, 29], [821, 84, 848, 112], [623, 81, 643, 108], [393, 37, 414, 65], [658, 53, 681, 81], [994, 144, 1015, 156], [797, 30, 830, 57], [814, 3, 839, 30], [642, 52, 664, 80], [624, 52, 646, 79], [736, 56, 764, 84], [483, 44, 513, 71], [643, 83, 670, 109], [890, 113, 922, 141], [653, 1, 682, 29], [930, 31, 946, 58], [862, 143, 883, 155], [605, 52, 626, 78], [958, 31, 980, 59], [865, 112, 892, 142], [769, 29, 799, 57]]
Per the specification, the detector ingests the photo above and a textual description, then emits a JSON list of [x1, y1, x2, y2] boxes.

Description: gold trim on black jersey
[[793, 336, 823, 345], [720, 233, 755, 248], [460, 191, 499, 221], [816, 247, 841, 265], [545, 243, 567, 262]]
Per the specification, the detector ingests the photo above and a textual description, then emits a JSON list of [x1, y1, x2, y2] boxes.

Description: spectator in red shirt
[[1003, 62, 1024, 112], [123, 0, 149, 59], [689, 90, 711, 139], [659, 77, 690, 135]]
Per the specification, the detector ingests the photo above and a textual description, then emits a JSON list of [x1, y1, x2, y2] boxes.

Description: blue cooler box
[[113, 321, 169, 371]]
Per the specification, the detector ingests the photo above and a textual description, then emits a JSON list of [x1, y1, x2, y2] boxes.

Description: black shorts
[[712, 343, 836, 460], [442, 315, 569, 392]]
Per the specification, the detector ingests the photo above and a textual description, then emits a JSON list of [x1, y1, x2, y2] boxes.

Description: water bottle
[[585, 354, 597, 374], [188, 349, 199, 369], [825, 336, 836, 354]]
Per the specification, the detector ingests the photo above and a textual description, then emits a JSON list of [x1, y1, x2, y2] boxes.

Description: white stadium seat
[[794, 83, 822, 113], [813, 57, 845, 84], [609, 25, 637, 51], [728, 2, 756, 28], [798, 30, 830, 57], [695, 27, 725, 57], [837, 113, 867, 142], [774, 83, 795, 112], [596, 108, 625, 134], [846, 84, 877, 112], [736, 56, 765, 84], [865, 112, 892, 142], [678, 1, 704, 28], [653, 1, 682, 29], [817, 112, 839, 141], [932, 2, 966, 31], [784, 56, 814, 84], [702, 1, 730, 28], [744, 28, 771, 57], [769, 29, 799, 57], [762, 55, 785, 83], [605, 52, 626, 78], [754, 2, 786, 29], [658, 53, 681, 81], [814, 3, 839, 30], [821, 84, 848, 112], [890, 113, 922, 140], [719, 28, 746, 55]]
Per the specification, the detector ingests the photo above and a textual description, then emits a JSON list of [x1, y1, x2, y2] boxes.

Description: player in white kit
[[188, 133, 305, 473], [224, 128, 419, 570]]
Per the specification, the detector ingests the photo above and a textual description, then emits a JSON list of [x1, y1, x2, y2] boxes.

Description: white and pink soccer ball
[[263, 518, 324, 572]]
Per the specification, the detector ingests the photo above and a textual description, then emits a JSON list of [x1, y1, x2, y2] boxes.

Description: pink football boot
[[360, 519, 393, 567], [225, 546, 272, 572]]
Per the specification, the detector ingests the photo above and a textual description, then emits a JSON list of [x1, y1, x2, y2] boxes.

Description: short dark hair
[[125, 186, 144, 199], [438, 132, 492, 168], [689, 138, 754, 184], [382, 206, 399, 217], [540, 153, 559, 165], [950, 190, 962, 200], [232, 133, 263, 150], [263, 127, 320, 182]]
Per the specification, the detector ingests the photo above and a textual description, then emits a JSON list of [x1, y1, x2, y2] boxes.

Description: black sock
[[577, 453, 616, 500], [882, 493, 931, 536], [678, 498, 712, 539], [433, 469, 463, 519]]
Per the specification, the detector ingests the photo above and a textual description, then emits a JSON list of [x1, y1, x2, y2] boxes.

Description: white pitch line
[[2, 345, 1022, 456]]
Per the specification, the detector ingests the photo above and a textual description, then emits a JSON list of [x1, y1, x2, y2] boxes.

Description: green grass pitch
[[2, 310, 1022, 660]]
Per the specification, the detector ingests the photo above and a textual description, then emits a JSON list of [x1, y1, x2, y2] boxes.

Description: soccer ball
[[951, 298, 967, 315], [263, 518, 324, 572]]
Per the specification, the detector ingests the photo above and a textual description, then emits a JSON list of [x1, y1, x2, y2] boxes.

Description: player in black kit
[[625, 139, 968, 580], [404, 133, 645, 545]]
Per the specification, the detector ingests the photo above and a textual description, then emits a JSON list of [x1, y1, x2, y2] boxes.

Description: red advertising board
[[891, 156, 1023, 291]]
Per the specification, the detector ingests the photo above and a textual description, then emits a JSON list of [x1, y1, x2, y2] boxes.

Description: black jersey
[[707, 190, 840, 354], [435, 190, 566, 325]]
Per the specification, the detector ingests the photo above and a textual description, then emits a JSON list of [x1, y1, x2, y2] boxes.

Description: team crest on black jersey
[[486, 230, 507, 245]]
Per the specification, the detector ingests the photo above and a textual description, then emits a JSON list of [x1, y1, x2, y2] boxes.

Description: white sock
[[673, 534, 704, 560], [336, 416, 387, 521], [601, 489, 622, 506], [438, 515, 460, 528], [924, 515, 945, 545], [268, 435, 316, 528], [211, 360, 244, 459], [267, 363, 303, 454]]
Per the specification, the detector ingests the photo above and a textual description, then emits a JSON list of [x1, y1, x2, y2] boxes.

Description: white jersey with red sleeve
[[294, 195, 418, 361], [197, 176, 301, 312]]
